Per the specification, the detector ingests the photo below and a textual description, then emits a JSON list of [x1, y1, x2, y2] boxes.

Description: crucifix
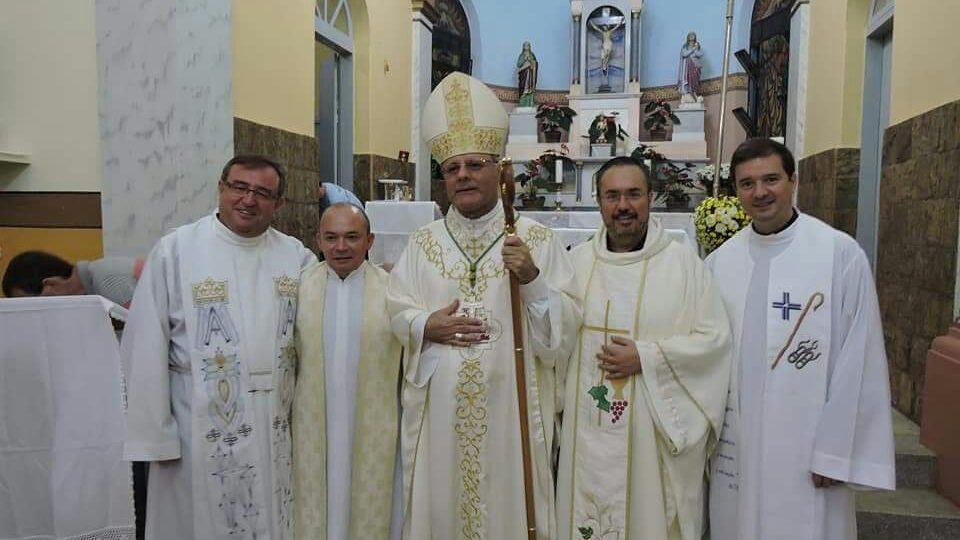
[[582, 299, 631, 425]]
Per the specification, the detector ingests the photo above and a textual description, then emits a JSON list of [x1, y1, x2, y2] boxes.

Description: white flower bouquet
[[694, 195, 751, 254]]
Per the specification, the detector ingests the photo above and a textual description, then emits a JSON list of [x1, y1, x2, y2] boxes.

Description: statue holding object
[[678, 32, 705, 103], [516, 41, 539, 108]]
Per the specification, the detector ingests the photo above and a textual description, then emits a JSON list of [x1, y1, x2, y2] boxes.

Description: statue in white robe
[[556, 217, 732, 540], [123, 156, 317, 540], [706, 212, 896, 540]]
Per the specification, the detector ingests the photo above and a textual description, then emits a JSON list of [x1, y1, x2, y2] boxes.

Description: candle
[[555, 158, 563, 186]]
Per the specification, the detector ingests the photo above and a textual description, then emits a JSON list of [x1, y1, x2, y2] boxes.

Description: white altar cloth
[[518, 210, 697, 245], [0, 296, 134, 540], [366, 201, 442, 266]]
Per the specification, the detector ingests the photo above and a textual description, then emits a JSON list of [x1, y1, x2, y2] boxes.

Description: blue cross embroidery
[[772, 292, 802, 320]]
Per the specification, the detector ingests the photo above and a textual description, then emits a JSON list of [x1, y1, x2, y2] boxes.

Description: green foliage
[[629, 144, 699, 207], [643, 100, 681, 131], [578, 526, 595, 539], [535, 104, 578, 133]]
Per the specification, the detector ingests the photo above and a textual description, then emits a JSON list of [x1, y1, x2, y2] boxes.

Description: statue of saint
[[589, 19, 624, 78], [678, 31, 705, 103], [516, 41, 538, 108]]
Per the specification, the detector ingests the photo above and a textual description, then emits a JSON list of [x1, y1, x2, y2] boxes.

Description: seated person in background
[[2, 250, 143, 307]]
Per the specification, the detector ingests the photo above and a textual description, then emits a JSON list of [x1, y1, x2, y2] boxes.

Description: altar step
[[856, 409, 960, 539]]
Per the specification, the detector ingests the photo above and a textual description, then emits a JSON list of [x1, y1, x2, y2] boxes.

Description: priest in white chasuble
[[707, 139, 895, 540], [387, 71, 581, 540], [293, 203, 403, 540], [122, 156, 317, 540], [556, 157, 732, 540]]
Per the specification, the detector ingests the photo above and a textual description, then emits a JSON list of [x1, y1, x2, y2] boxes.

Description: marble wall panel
[[353, 153, 415, 204], [96, 0, 233, 257]]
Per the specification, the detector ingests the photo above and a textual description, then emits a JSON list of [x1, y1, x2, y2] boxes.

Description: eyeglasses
[[600, 190, 648, 203], [441, 158, 496, 178], [221, 180, 280, 201]]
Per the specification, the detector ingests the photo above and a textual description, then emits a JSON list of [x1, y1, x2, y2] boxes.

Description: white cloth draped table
[[0, 296, 134, 540]]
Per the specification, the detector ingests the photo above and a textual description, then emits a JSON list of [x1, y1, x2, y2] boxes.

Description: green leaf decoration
[[587, 385, 611, 412], [578, 526, 594, 539]]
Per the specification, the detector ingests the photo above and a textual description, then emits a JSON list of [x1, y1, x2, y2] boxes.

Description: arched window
[[432, 0, 471, 89], [750, 0, 794, 137]]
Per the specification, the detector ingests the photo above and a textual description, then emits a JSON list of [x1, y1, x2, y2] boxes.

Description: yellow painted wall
[[352, 0, 412, 158], [0, 0, 102, 192], [0, 228, 104, 297], [233, 0, 315, 137], [889, 0, 960, 125], [803, 0, 868, 158]]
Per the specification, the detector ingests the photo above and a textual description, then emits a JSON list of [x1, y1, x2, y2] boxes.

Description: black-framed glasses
[[220, 180, 280, 201], [441, 158, 496, 178]]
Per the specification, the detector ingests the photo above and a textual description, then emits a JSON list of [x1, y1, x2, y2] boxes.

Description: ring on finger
[[454, 332, 463, 340]]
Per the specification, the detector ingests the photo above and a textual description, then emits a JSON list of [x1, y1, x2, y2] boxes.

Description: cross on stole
[[772, 292, 802, 321], [582, 300, 631, 424]]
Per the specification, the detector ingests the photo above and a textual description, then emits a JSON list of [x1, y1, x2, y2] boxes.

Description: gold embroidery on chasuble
[[193, 277, 228, 305]]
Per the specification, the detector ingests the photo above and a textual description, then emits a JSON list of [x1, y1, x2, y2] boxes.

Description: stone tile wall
[[234, 118, 321, 255], [876, 99, 960, 421], [797, 148, 860, 237]]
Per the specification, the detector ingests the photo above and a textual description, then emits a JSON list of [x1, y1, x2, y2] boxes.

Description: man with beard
[[556, 156, 732, 540]]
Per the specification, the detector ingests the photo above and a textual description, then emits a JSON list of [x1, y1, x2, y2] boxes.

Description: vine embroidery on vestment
[[455, 357, 488, 539]]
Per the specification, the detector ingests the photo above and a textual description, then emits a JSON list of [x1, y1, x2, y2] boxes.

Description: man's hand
[[502, 236, 539, 284], [811, 473, 843, 488], [423, 299, 486, 347], [597, 336, 642, 379]]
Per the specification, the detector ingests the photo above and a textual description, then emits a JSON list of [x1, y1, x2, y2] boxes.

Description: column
[[786, 0, 810, 159], [572, 14, 582, 86], [411, 4, 436, 201], [630, 11, 640, 83], [96, 0, 234, 256]]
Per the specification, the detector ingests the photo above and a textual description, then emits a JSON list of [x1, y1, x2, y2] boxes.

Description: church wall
[[234, 118, 321, 255], [802, 0, 868, 159], [888, 0, 960, 126], [796, 148, 860, 237], [0, 0, 102, 193], [350, 0, 413, 202], [233, 0, 315, 137], [875, 99, 960, 421]]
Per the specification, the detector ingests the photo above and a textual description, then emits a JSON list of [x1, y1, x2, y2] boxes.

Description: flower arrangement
[[535, 104, 577, 135], [694, 162, 734, 196], [643, 100, 681, 135], [694, 196, 751, 254]]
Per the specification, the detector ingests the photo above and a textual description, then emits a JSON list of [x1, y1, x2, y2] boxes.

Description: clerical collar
[[213, 212, 267, 247], [752, 208, 799, 236], [326, 261, 366, 283]]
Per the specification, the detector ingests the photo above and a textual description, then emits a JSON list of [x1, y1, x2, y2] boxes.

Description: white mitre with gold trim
[[422, 71, 508, 164]]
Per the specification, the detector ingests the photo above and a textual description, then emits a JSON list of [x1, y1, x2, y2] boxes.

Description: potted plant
[[514, 157, 561, 209], [643, 100, 681, 141], [585, 112, 628, 156], [535, 104, 577, 143], [629, 144, 699, 210]]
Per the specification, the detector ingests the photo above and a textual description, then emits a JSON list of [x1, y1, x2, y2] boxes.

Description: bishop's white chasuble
[[387, 202, 581, 540], [293, 261, 403, 540], [556, 218, 732, 540], [706, 213, 895, 540], [122, 214, 316, 539]]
